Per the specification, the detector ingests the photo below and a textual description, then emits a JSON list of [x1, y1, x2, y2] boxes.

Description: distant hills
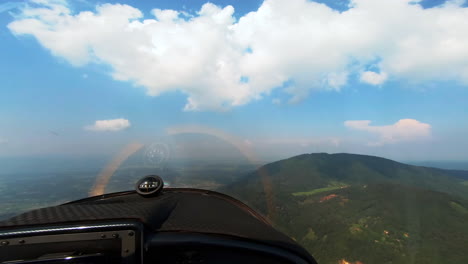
[[223, 153, 468, 264], [408, 160, 468, 171]]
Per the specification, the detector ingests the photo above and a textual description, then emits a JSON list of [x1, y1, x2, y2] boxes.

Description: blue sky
[[1, 0, 468, 162]]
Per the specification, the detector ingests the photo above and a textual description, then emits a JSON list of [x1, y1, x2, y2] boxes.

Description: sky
[[1, 0, 468, 163]]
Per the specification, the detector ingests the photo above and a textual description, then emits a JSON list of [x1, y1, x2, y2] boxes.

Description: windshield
[[1, 0, 468, 263]]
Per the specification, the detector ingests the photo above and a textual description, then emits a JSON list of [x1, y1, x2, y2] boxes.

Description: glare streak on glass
[[89, 143, 144, 196]]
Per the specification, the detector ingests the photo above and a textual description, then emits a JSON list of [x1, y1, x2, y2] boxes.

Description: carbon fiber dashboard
[[0, 189, 317, 264]]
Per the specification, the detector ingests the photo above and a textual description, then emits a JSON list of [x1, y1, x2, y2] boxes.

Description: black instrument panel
[[0, 221, 309, 264], [147, 232, 310, 264], [0, 222, 143, 264], [0, 188, 317, 264]]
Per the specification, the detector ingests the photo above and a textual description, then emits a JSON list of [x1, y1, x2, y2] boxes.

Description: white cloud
[[344, 119, 431, 146], [7, 0, 468, 110], [360, 71, 388, 85], [85, 118, 130, 132]]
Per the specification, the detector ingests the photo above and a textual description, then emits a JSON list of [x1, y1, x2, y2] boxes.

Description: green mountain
[[222, 153, 468, 264]]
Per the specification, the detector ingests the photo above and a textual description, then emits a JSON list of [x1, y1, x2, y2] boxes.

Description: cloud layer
[[85, 118, 130, 132], [344, 119, 431, 146], [8, 0, 468, 110], [360, 71, 388, 85]]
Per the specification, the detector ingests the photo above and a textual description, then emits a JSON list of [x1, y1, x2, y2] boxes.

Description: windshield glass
[[1, 0, 468, 263]]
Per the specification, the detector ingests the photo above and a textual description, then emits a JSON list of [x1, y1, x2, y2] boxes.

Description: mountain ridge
[[227, 152, 468, 202], [223, 152, 468, 264]]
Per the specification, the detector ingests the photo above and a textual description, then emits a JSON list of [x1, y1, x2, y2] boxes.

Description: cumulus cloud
[[85, 118, 130, 132], [360, 71, 388, 85], [344, 119, 431, 146], [7, 0, 468, 110]]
